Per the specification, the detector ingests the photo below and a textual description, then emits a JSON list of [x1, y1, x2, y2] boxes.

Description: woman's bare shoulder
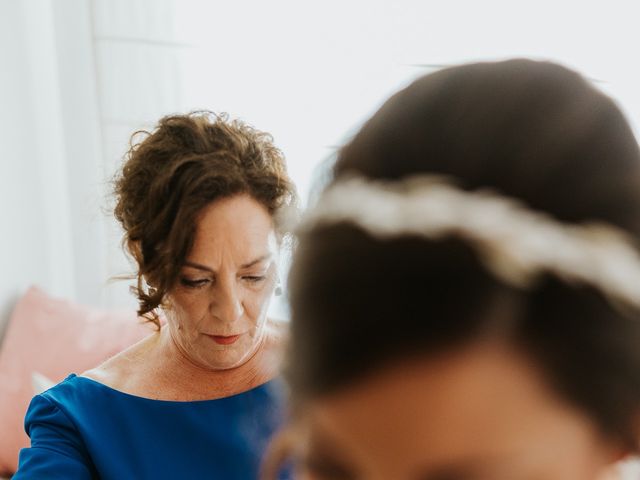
[[81, 332, 159, 390]]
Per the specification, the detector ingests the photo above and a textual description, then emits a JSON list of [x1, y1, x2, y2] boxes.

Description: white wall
[[90, 0, 640, 205]]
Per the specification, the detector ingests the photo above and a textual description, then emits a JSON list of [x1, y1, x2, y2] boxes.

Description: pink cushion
[[0, 286, 155, 475]]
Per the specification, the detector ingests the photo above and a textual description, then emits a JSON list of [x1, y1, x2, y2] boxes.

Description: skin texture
[[296, 342, 624, 480], [84, 194, 284, 400]]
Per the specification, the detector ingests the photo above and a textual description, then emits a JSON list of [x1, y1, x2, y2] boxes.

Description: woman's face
[[165, 194, 279, 371], [297, 343, 624, 480]]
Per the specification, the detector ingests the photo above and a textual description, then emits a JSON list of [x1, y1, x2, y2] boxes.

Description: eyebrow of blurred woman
[[415, 457, 520, 480]]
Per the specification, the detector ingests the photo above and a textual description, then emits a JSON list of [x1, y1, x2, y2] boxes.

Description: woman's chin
[[205, 356, 248, 371], [201, 343, 259, 371]]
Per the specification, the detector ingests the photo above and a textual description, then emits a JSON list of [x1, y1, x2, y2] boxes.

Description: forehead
[[190, 194, 276, 259], [305, 344, 609, 478]]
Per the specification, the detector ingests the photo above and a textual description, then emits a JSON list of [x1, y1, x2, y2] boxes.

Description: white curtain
[[0, 0, 113, 331]]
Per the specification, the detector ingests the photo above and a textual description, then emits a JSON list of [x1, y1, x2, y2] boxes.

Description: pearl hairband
[[298, 175, 640, 310]]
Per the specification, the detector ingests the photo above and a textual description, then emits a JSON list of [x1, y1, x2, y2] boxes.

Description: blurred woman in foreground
[[276, 60, 640, 479]]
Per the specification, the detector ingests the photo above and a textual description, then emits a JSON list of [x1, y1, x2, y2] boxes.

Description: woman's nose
[[212, 281, 244, 323]]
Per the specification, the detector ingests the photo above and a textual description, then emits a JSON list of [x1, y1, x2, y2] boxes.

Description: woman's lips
[[207, 334, 241, 345]]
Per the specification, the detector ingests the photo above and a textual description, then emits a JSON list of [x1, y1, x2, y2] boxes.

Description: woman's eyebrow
[[416, 464, 478, 480], [183, 254, 272, 273], [240, 254, 272, 269], [183, 261, 214, 273]]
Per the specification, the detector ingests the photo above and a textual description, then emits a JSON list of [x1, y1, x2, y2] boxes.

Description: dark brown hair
[[114, 111, 297, 327], [287, 60, 640, 449]]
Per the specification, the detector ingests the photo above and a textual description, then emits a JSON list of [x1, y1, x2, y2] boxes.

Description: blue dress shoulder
[[14, 374, 290, 479]]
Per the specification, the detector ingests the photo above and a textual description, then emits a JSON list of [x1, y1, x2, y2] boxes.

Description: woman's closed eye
[[242, 274, 267, 284], [180, 274, 267, 288], [180, 277, 211, 289]]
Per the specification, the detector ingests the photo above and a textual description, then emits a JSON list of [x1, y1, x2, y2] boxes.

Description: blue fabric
[[14, 374, 290, 479]]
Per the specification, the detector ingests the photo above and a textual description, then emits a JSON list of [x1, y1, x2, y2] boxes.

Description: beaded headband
[[298, 175, 640, 310]]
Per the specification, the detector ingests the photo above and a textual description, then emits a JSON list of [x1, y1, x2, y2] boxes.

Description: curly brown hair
[[113, 111, 297, 327]]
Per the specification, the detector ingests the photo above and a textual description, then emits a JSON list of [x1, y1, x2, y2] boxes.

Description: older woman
[[275, 60, 640, 480], [14, 112, 297, 479]]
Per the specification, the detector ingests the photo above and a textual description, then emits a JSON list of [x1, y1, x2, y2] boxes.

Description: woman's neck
[[83, 319, 286, 401], [143, 322, 284, 400]]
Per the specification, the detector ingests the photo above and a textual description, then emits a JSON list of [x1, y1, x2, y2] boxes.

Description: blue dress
[[14, 374, 290, 479]]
